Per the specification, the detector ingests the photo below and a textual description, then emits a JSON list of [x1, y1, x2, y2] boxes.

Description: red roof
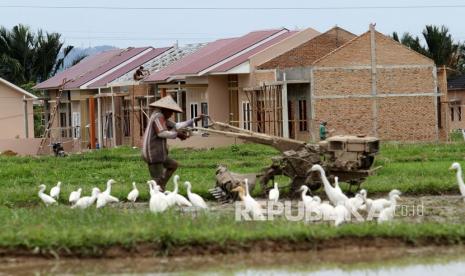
[[143, 29, 289, 82], [34, 49, 121, 90], [143, 38, 236, 82], [172, 29, 285, 76], [34, 47, 156, 90], [87, 47, 172, 88], [211, 31, 298, 73], [63, 47, 150, 89]]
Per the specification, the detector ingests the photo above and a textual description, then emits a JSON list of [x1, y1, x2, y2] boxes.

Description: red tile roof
[[210, 31, 298, 73], [87, 47, 172, 88]]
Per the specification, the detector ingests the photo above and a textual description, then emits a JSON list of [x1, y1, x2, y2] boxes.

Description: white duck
[[103, 179, 119, 203], [312, 196, 335, 221], [169, 175, 192, 207], [148, 180, 168, 213], [363, 189, 401, 215], [232, 185, 265, 220], [346, 189, 366, 212], [378, 194, 401, 224], [68, 188, 82, 204], [450, 162, 465, 202], [299, 185, 314, 211], [71, 188, 100, 209], [38, 184, 57, 206], [50, 181, 61, 200], [268, 182, 280, 203], [310, 165, 348, 205], [127, 182, 139, 203], [334, 203, 350, 227], [184, 181, 208, 209], [334, 177, 343, 194], [96, 191, 110, 209]]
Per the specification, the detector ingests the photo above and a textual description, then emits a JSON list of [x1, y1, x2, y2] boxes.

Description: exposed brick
[[376, 67, 435, 94], [313, 69, 372, 96], [258, 27, 356, 70]]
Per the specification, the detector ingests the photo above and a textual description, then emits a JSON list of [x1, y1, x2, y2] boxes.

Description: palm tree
[[392, 25, 465, 71], [0, 24, 74, 85]]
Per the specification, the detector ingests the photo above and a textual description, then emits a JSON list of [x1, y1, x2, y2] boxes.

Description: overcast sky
[[2, 0, 465, 48]]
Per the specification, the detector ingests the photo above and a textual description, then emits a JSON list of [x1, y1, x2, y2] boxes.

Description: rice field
[[0, 142, 464, 256]]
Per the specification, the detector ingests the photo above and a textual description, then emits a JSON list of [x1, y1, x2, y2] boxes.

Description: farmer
[[142, 95, 204, 191], [319, 121, 334, 141]]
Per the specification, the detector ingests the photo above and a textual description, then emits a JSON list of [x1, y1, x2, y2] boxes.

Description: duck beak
[[449, 166, 454, 171]]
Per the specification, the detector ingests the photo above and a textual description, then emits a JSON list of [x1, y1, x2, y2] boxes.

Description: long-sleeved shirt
[[142, 111, 194, 163]]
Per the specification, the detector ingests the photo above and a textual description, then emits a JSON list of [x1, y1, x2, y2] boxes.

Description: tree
[[392, 25, 465, 71], [0, 24, 73, 85]]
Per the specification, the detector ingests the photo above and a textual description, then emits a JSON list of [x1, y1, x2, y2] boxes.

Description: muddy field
[[1, 244, 465, 274], [112, 195, 465, 224]]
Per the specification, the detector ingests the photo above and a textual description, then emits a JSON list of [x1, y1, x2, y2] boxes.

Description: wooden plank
[[157, 83, 208, 89]]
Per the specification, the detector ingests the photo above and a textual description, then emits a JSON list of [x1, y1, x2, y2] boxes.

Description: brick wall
[[312, 29, 438, 141], [258, 27, 356, 70], [314, 98, 374, 136], [313, 69, 372, 96]]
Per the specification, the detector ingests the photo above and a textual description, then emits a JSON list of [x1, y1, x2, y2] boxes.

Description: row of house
[[30, 24, 457, 152]]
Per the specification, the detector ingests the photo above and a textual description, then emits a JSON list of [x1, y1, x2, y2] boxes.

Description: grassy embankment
[[0, 142, 464, 256]]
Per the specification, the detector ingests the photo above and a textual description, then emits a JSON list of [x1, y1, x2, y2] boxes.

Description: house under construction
[[34, 24, 450, 155]]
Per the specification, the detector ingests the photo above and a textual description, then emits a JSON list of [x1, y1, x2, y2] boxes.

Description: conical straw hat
[[149, 95, 183, 113]]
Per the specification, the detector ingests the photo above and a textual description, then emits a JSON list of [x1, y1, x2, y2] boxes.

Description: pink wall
[[206, 75, 229, 123], [0, 82, 34, 139]]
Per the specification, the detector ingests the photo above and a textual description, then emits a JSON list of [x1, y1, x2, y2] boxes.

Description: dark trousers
[[148, 157, 178, 190]]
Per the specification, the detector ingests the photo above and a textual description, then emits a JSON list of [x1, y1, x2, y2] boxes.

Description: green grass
[[0, 144, 278, 206], [1, 142, 464, 206], [1, 142, 465, 254], [1, 206, 464, 255]]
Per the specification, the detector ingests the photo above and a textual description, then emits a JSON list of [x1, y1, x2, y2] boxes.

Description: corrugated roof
[[34, 49, 121, 90], [448, 74, 465, 90], [87, 47, 172, 88], [143, 38, 235, 82], [63, 47, 150, 89], [172, 29, 286, 76], [211, 31, 298, 73]]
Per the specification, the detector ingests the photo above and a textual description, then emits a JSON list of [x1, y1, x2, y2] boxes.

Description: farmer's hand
[[177, 132, 188, 140], [194, 114, 206, 123]]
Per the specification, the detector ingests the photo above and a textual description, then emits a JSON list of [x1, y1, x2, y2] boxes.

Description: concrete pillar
[[369, 23, 379, 137], [177, 82, 182, 122], [437, 66, 450, 141], [23, 96, 29, 138], [111, 87, 117, 148], [89, 96, 96, 149], [96, 97, 102, 147], [282, 73, 289, 138]]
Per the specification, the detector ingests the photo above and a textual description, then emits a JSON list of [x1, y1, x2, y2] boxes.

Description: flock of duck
[[233, 164, 401, 225], [37, 175, 207, 212], [37, 162, 465, 226]]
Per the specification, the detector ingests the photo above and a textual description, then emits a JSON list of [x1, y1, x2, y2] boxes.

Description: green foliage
[[391, 25, 465, 72], [0, 24, 73, 85]]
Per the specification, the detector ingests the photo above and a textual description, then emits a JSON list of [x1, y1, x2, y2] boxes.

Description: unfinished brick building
[[253, 24, 439, 141]]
